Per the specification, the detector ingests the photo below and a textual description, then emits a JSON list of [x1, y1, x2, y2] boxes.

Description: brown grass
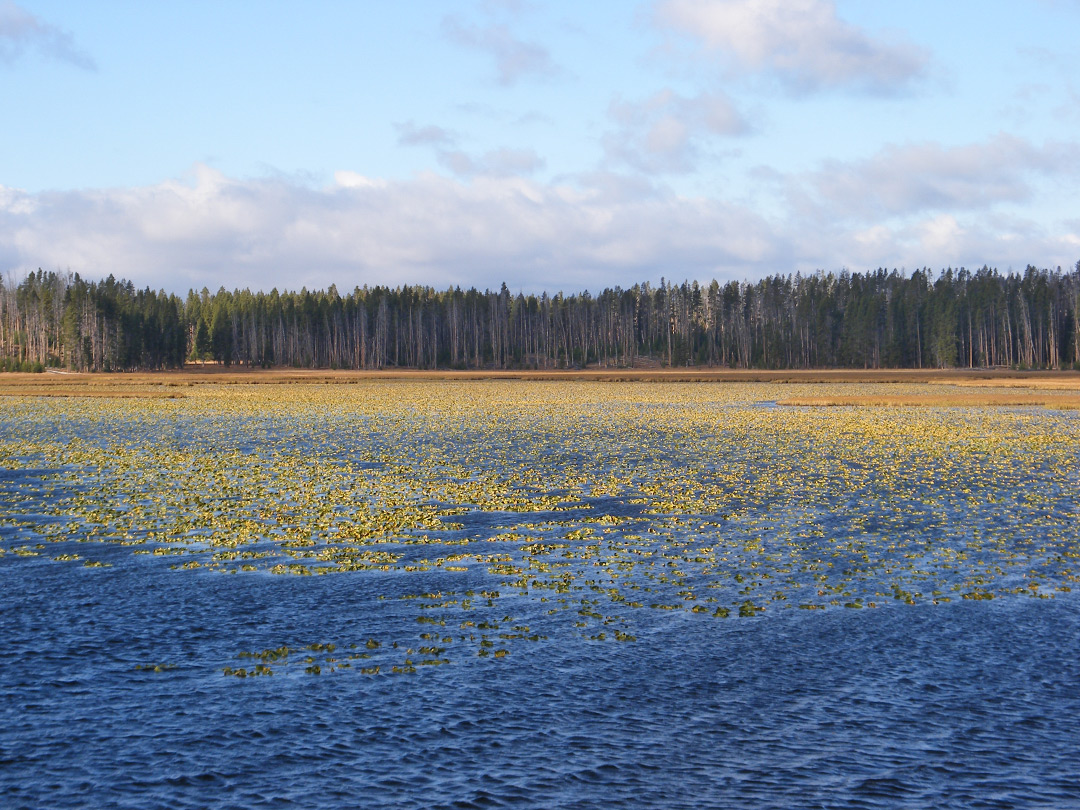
[[7, 366, 1080, 385], [0, 387, 184, 399], [928, 378, 1080, 391], [2, 367, 1079, 404], [778, 394, 1080, 409]]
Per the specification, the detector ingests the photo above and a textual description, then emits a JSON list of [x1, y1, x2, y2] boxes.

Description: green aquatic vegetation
[[2, 380, 1078, 680], [739, 600, 765, 617], [135, 663, 176, 673]]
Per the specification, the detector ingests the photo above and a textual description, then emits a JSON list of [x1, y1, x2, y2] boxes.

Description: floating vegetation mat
[[1, 379, 1078, 677]]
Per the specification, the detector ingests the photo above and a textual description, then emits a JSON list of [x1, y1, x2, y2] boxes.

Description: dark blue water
[[3, 545, 1079, 809]]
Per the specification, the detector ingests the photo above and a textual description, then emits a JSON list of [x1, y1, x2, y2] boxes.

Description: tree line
[[2, 264, 1078, 371]]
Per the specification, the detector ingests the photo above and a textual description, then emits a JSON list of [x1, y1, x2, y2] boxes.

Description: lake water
[[1, 381, 1078, 809]]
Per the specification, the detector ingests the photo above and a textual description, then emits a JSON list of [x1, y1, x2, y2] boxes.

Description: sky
[[2, 0, 1080, 295]]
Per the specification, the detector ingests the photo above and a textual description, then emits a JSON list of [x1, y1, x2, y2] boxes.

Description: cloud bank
[[787, 135, 1080, 221], [3, 148, 1077, 296], [0, 166, 781, 293]]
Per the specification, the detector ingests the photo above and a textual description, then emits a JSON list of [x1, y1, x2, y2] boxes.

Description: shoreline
[[1, 366, 1079, 406], [2, 366, 1080, 385]]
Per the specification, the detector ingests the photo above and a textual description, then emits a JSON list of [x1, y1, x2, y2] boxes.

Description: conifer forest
[[2, 264, 1078, 372]]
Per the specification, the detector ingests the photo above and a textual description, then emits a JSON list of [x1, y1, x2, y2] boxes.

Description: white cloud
[[778, 195, 1080, 276], [837, 213, 1080, 273], [604, 88, 750, 173], [4, 154, 1076, 297], [332, 171, 387, 190], [769, 134, 1080, 271], [655, 0, 927, 94], [0, 166, 782, 294], [443, 16, 558, 85], [791, 135, 1080, 221], [0, 1, 95, 69]]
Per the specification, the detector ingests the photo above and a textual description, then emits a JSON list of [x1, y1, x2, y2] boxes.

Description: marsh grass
[[778, 393, 1080, 408], [0, 388, 184, 399]]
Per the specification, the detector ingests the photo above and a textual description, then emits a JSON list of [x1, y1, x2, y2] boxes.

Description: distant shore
[[2, 366, 1080, 408], [6, 365, 1080, 384]]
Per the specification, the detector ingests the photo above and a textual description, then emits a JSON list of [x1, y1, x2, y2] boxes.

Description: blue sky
[[2, 0, 1080, 294]]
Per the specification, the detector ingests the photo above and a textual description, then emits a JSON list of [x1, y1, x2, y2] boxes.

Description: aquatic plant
[[0, 378, 1077, 682]]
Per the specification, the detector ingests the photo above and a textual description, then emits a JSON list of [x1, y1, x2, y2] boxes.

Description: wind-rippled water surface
[[1, 380, 1078, 809]]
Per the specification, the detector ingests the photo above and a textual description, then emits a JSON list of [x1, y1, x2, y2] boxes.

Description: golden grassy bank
[[3, 366, 1079, 406]]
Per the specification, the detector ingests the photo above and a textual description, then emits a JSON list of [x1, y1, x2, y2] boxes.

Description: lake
[[2, 379, 1078, 809]]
